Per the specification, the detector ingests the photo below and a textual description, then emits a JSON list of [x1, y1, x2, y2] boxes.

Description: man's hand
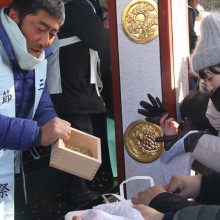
[[165, 175, 202, 199], [72, 217, 82, 220], [41, 117, 72, 146], [159, 114, 179, 136], [133, 204, 164, 220], [138, 94, 170, 125], [132, 185, 166, 206], [156, 117, 192, 150]]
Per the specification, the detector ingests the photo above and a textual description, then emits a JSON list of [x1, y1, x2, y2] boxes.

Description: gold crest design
[[121, 0, 158, 44], [124, 119, 164, 163]]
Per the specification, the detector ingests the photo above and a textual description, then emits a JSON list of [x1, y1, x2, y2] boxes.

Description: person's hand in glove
[[155, 118, 208, 163], [138, 94, 170, 125], [211, 85, 220, 112]]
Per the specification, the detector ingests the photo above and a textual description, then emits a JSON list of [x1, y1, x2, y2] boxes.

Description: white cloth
[[0, 150, 14, 220], [47, 36, 62, 94]]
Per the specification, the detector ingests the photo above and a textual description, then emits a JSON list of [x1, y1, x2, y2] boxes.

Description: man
[[188, 0, 199, 54], [0, 0, 72, 218], [51, 0, 113, 204], [188, 0, 200, 89]]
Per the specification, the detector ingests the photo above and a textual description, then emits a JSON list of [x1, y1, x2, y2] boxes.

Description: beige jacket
[[192, 99, 220, 172]]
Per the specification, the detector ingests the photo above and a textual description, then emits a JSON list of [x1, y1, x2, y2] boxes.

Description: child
[[139, 12, 220, 172]]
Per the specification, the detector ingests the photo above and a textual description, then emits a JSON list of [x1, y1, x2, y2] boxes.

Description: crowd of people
[[72, 6, 220, 220]]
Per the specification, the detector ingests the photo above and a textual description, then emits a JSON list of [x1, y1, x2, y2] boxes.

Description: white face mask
[[206, 100, 220, 132]]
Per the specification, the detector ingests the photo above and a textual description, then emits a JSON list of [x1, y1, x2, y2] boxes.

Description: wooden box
[[50, 128, 102, 181]]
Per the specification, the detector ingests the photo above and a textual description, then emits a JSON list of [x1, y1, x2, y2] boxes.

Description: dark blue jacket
[[0, 11, 57, 151]]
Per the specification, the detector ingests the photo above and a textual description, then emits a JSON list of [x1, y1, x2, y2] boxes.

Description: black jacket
[[51, 0, 110, 114], [188, 5, 198, 53]]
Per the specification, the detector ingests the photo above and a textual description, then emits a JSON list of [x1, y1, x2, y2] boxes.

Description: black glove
[[138, 94, 170, 125], [211, 86, 220, 112]]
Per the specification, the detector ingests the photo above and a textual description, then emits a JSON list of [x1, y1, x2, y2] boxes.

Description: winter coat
[[192, 100, 220, 172], [149, 171, 220, 213], [51, 0, 110, 114], [170, 205, 220, 220], [188, 4, 198, 53], [0, 14, 57, 151]]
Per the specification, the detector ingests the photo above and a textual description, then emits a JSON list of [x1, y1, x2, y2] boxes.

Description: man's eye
[[49, 33, 56, 39], [37, 28, 44, 32]]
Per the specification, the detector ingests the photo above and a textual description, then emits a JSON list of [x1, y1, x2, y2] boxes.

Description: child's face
[[204, 71, 220, 93]]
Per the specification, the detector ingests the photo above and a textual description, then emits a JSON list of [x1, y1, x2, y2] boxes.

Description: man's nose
[[39, 34, 52, 48]]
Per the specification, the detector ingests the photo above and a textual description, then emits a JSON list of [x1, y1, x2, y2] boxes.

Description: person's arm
[[132, 185, 167, 206], [33, 85, 57, 126], [188, 7, 197, 53], [133, 205, 165, 220], [143, 176, 200, 213], [0, 114, 40, 150], [149, 192, 198, 213], [34, 85, 72, 146], [165, 175, 201, 199], [63, 1, 110, 53], [0, 91, 71, 150], [200, 171, 220, 205], [131, 184, 198, 213], [173, 205, 220, 220], [192, 134, 220, 172], [134, 204, 220, 220]]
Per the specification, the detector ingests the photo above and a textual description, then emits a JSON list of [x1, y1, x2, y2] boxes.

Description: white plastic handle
[[119, 176, 154, 199]]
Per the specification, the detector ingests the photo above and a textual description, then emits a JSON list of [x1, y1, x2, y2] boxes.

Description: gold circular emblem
[[124, 119, 164, 163], [121, 0, 158, 44]]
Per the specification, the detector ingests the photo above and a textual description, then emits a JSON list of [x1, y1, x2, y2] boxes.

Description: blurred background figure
[[51, 0, 114, 206]]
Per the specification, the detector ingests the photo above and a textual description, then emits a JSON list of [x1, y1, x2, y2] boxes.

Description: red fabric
[[0, 0, 12, 8]]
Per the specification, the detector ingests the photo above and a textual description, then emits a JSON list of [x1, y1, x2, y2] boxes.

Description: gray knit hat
[[191, 12, 220, 74]]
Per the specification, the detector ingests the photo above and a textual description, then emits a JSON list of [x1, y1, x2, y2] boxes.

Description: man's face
[[192, 0, 199, 8], [9, 9, 60, 57]]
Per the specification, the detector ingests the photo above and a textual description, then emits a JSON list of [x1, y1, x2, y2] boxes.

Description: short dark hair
[[8, 0, 65, 26], [199, 64, 220, 79]]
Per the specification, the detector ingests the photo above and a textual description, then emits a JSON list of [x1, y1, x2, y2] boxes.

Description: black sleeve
[[149, 192, 198, 213], [200, 171, 220, 205], [188, 7, 198, 53], [162, 213, 175, 220], [61, 0, 110, 53]]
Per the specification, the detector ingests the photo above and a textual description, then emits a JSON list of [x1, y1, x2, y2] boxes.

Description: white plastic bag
[[65, 176, 154, 220], [81, 204, 144, 220]]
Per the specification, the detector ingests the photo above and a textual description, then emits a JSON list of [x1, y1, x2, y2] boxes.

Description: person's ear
[[8, 8, 20, 24]]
